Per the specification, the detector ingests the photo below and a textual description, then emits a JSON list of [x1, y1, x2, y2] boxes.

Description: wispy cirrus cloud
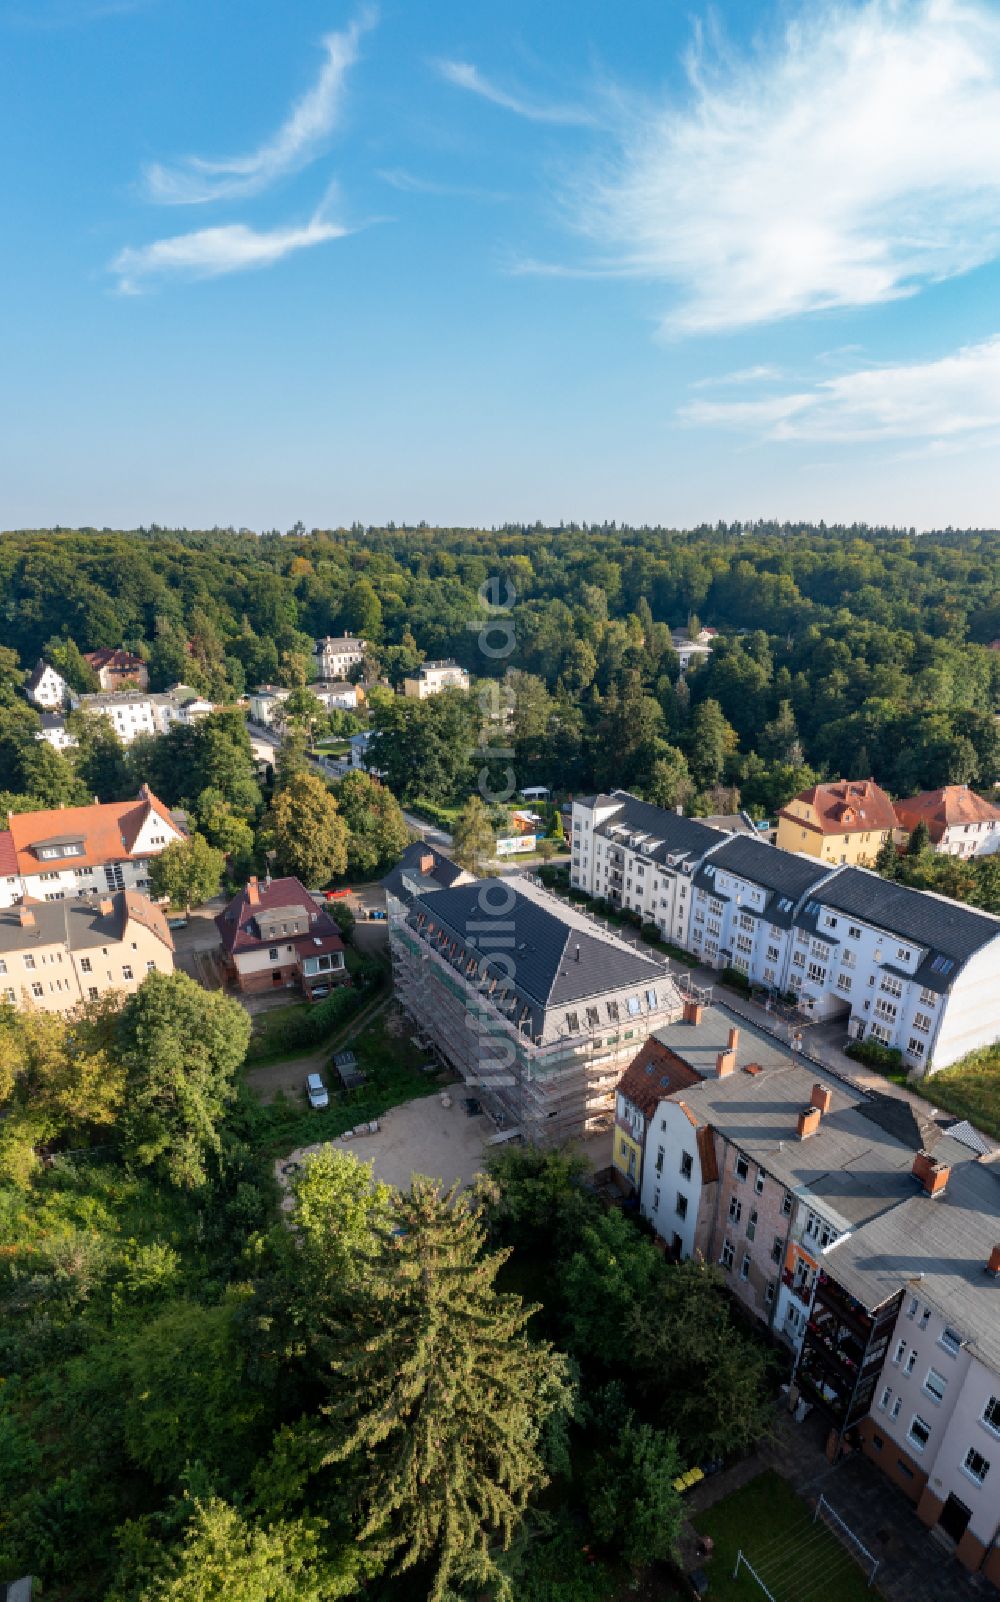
[[377, 167, 507, 202], [568, 0, 1000, 332], [689, 365, 785, 390], [112, 190, 349, 292], [144, 10, 374, 204], [681, 336, 1000, 444], [435, 58, 593, 126]]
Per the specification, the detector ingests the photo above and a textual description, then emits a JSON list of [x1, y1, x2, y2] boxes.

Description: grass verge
[[693, 1470, 882, 1601], [917, 1044, 1000, 1141]]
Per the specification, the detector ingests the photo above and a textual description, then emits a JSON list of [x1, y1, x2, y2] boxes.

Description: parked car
[[305, 1072, 329, 1110], [324, 887, 352, 901], [310, 985, 330, 1000], [166, 915, 188, 930]]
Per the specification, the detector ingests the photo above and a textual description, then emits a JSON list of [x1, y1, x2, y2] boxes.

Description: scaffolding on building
[[390, 905, 684, 1147]]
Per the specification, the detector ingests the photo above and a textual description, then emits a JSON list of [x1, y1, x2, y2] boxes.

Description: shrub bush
[[720, 966, 752, 995], [245, 986, 363, 1061], [845, 1039, 905, 1073]]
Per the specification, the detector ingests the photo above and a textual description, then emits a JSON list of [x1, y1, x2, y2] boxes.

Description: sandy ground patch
[[277, 1091, 491, 1195]]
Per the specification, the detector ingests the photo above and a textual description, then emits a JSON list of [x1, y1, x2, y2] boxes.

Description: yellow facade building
[[776, 779, 897, 867]]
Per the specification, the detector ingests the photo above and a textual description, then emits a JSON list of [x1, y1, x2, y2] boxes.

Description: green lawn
[[694, 1472, 882, 1602], [917, 1044, 1000, 1141], [248, 1010, 440, 1156]]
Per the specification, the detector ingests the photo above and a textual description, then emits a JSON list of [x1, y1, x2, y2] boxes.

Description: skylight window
[[777, 897, 793, 912], [930, 955, 955, 976]]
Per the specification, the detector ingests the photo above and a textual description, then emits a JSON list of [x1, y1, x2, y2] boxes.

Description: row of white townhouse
[[571, 792, 1000, 1075]]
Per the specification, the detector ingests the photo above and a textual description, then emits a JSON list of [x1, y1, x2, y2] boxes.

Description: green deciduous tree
[[451, 794, 495, 871], [112, 1495, 358, 1602], [115, 972, 251, 1188], [149, 831, 225, 912], [334, 769, 409, 878], [321, 1178, 572, 1602], [264, 771, 348, 887], [584, 1406, 683, 1566]]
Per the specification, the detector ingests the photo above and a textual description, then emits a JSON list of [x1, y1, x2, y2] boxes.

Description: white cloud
[[112, 195, 349, 292], [144, 11, 374, 204], [681, 336, 1000, 443], [377, 167, 507, 201], [689, 365, 785, 389], [574, 0, 1000, 331], [435, 59, 592, 126]]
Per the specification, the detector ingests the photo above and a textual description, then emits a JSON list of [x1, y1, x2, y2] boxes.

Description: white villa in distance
[[572, 791, 1000, 1075], [314, 635, 366, 680], [25, 659, 73, 710], [402, 659, 470, 698]]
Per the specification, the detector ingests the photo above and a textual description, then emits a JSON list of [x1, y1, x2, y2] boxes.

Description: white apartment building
[[571, 792, 730, 951], [572, 793, 1000, 1076], [306, 679, 359, 711], [0, 787, 187, 907], [314, 635, 366, 680], [73, 684, 213, 745], [402, 660, 470, 699], [799, 1160, 1000, 1587], [36, 713, 78, 752], [895, 786, 1000, 859], [25, 659, 73, 710], [248, 685, 291, 726]]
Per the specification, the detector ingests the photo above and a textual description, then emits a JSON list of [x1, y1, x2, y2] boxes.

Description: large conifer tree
[[320, 1177, 571, 1601]]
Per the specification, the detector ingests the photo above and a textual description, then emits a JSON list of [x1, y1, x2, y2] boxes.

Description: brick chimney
[[912, 1150, 949, 1196], [98, 897, 114, 916], [716, 1046, 736, 1077], [798, 1105, 822, 1139], [683, 999, 703, 1026], [811, 1083, 832, 1116], [18, 904, 34, 927], [987, 1245, 1000, 1278], [247, 876, 260, 906], [419, 851, 435, 873], [728, 1025, 740, 1052]]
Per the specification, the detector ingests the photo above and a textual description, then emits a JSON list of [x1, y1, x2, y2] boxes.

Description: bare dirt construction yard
[[278, 1092, 491, 1195]]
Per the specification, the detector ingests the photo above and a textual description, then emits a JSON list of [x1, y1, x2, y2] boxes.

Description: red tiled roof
[[0, 830, 18, 877], [122, 888, 174, 952], [894, 785, 1000, 844], [8, 786, 185, 878], [778, 778, 897, 835], [216, 875, 344, 958], [617, 1037, 702, 1121], [84, 648, 145, 672]]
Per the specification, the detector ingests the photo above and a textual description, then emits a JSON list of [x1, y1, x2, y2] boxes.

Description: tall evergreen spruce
[[321, 1177, 571, 1601]]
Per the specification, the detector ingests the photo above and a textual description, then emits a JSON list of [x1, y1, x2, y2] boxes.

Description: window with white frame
[[729, 1197, 743, 1224], [912, 1012, 932, 1034], [735, 1155, 749, 1180], [939, 1327, 963, 1357], [982, 1396, 1000, 1436], [739, 1252, 750, 1281], [720, 1240, 734, 1270], [907, 1416, 931, 1452], [923, 1369, 947, 1403], [840, 948, 856, 969], [963, 1447, 990, 1486], [880, 974, 904, 998]]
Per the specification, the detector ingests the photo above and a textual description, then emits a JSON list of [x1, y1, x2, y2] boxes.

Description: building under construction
[[388, 867, 683, 1145]]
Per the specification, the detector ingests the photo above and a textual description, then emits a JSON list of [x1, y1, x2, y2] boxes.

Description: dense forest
[[1, 525, 998, 902]]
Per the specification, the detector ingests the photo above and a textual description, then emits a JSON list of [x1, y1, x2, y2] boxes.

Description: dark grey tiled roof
[[596, 792, 725, 864], [813, 867, 1000, 965], [823, 1160, 1000, 1367], [381, 842, 469, 909], [409, 878, 665, 1016], [692, 833, 830, 901], [0, 893, 148, 955]]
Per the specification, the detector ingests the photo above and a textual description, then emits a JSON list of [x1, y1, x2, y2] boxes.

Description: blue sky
[[3, 0, 1000, 531]]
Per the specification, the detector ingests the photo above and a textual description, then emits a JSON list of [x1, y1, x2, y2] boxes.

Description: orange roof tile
[[778, 778, 897, 835], [8, 786, 185, 879], [894, 786, 1000, 844], [617, 1037, 702, 1121]]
